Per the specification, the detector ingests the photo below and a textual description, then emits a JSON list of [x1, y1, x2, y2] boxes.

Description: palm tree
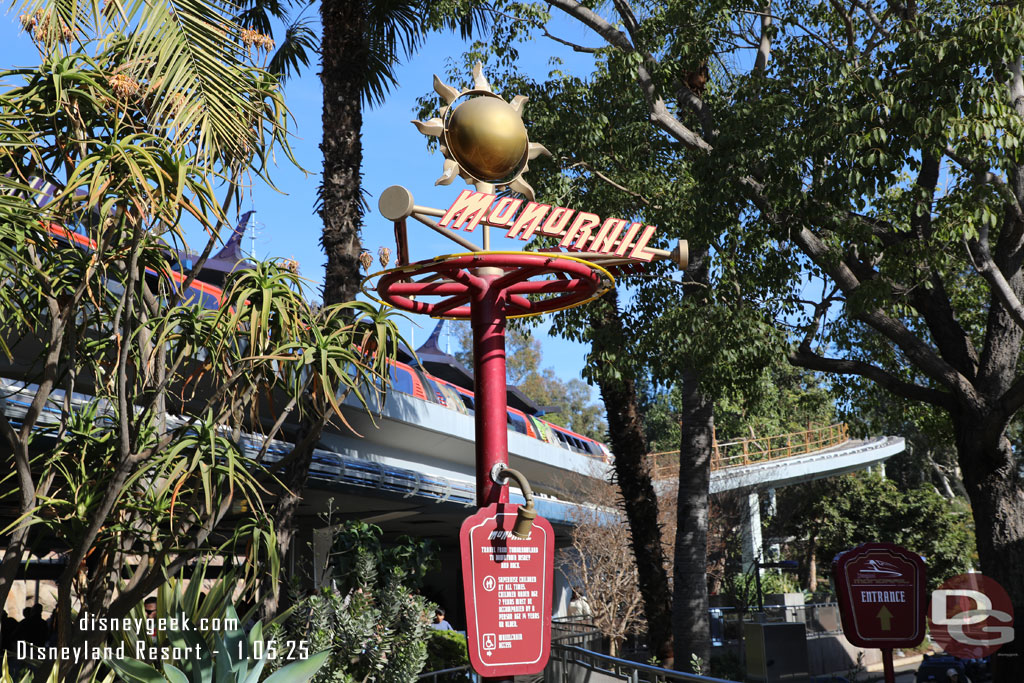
[[15, 0, 293, 175], [237, 0, 484, 304], [320, 0, 377, 305]]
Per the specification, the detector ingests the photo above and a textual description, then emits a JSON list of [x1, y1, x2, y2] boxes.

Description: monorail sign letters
[[440, 190, 660, 260], [460, 504, 554, 677]]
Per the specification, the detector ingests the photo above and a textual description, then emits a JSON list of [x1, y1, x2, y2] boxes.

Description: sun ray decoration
[[412, 63, 551, 202]]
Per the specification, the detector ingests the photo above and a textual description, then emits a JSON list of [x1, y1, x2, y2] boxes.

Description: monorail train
[[32, 201, 612, 464], [384, 352, 611, 462]]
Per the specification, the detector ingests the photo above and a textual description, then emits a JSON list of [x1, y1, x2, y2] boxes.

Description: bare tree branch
[[485, 7, 603, 53], [827, 0, 855, 50], [1000, 372, 1024, 415], [565, 158, 653, 205], [790, 224, 981, 403], [737, 173, 981, 404], [849, 0, 892, 39], [788, 347, 954, 409], [965, 223, 1024, 332], [944, 146, 1024, 223], [754, 0, 772, 72], [548, 0, 713, 153]]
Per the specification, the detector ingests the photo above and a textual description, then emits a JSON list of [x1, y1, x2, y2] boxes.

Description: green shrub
[[423, 630, 471, 680], [267, 521, 436, 683]]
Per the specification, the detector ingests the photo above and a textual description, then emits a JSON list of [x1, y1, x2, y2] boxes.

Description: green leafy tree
[[775, 473, 976, 593], [423, 630, 470, 681], [642, 364, 835, 455], [452, 323, 607, 439], [443, 0, 1024, 677], [268, 521, 436, 683]]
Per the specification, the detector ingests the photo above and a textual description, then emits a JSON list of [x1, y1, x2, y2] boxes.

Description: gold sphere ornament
[[445, 95, 529, 183], [412, 63, 550, 201]]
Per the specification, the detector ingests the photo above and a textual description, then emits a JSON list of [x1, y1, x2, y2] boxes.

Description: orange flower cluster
[[240, 28, 275, 51], [108, 73, 141, 99]]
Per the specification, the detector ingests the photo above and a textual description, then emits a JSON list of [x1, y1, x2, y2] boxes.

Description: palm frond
[[233, 0, 287, 34], [11, 0, 290, 168], [122, 0, 261, 165], [267, 16, 317, 83], [358, 0, 425, 107]]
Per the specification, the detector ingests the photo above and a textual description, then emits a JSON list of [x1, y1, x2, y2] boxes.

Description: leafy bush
[[423, 630, 471, 680], [266, 521, 436, 683]]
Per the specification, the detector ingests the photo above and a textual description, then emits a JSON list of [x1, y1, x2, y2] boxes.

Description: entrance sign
[[460, 503, 554, 677], [833, 542, 927, 648]]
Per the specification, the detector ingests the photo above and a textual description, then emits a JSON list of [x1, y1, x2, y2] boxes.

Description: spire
[[417, 319, 447, 355], [212, 210, 254, 262]]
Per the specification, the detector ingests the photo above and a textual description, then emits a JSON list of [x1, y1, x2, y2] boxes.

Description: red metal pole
[[472, 277, 515, 683], [881, 648, 895, 683], [471, 274, 510, 507]]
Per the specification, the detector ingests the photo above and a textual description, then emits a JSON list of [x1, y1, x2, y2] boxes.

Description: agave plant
[[106, 615, 328, 683], [1, 653, 115, 683], [104, 565, 329, 682]]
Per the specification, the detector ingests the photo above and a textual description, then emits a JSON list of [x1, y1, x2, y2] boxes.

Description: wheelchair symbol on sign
[[483, 633, 496, 651], [483, 575, 496, 592]]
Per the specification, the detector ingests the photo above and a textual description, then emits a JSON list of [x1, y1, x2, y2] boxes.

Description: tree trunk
[[672, 367, 712, 673], [590, 292, 674, 666], [320, 0, 365, 305], [954, 417, 1024, 682], [930, 458, 956, 499], [806, 538, 817, 594], [261, 420, 322, 621]]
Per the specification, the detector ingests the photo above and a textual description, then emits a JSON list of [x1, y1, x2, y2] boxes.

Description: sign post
[[367, 63, 687, 683], [832, 543, 928, 683]]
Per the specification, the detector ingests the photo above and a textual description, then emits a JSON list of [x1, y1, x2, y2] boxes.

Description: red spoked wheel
[[369, 252, 615, 319]]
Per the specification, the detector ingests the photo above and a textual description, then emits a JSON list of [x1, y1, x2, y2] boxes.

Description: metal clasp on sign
[[490, 464, 537, 539]]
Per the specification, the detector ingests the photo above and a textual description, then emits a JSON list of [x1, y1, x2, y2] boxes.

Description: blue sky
[[0, 10, 607, 389]]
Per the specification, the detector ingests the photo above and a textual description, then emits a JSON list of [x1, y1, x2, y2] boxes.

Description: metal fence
[[709, 603, 843, 645], [649, 422, 851, 477], [419, 606, 843, 682], [418, 664, 477, 683], [418, 614, 763, 683], [547, 645, 739, 683], [417, 618, 603, 683]]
